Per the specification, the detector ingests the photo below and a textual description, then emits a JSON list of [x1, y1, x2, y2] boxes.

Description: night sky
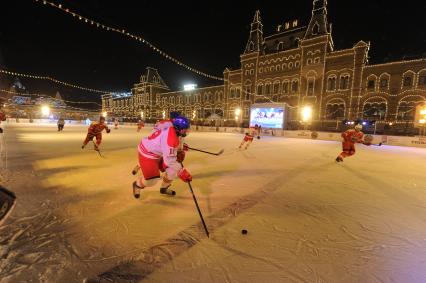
[[1, 0, 425, 106]]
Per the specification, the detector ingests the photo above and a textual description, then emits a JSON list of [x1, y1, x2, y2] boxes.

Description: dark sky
[[1, 0, 425, 105]]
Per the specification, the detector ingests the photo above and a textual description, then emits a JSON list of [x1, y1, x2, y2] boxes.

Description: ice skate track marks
[[87, 157, 319, 282]]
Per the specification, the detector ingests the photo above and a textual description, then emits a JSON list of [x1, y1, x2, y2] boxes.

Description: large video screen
[[250, 107, 284, 129]]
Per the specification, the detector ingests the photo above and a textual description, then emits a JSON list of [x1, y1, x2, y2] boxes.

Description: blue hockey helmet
[[172, 116, 190, 130]]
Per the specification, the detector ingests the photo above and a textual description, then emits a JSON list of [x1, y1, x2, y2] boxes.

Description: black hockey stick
[[181, 162, 209, 238], [188, 147, 224, 156], [187, 181, 209, 238]]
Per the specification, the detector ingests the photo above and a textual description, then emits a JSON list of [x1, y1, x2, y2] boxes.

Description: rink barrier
[[192, 126, 426, 148], [5, 119, 426, 148]]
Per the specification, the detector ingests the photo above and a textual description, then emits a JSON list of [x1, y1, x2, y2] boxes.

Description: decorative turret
[[244, 10, 264, 54], [304, 0, 329, 39]]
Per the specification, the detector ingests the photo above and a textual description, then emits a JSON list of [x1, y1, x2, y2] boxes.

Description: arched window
[[312, 22, 320, 35], [282, 81, 289, 94], [339, 75, 350, 90], [327, 76, 337, 91], [291, 80, 299, 93], [257, 84, 263, 95]]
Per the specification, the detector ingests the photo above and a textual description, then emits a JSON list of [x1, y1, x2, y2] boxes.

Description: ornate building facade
[[102, 0, 426, 129]]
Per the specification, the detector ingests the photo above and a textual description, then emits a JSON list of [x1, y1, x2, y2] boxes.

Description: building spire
[[244, 10, 263, 54], [304, 0, 329, 39]]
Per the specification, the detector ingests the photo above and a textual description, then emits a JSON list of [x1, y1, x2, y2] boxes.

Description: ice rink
[[0, 123, 425, 283]]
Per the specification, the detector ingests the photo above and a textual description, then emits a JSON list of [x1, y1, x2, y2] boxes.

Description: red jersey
[[88, 122, 109, 135], [0, 112, 6, 121], [342, 129, 364, 143]]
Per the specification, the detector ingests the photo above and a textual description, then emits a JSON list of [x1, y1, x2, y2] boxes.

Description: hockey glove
[[106, 129, 111, 133], [176, 150, 186, 162], [178, 168, 192, 183]]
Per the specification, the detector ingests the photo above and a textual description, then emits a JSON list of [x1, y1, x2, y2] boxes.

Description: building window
[[327, 77, 336, 91], [288, 62, 293, 69], [367, 80, 375, 90], [273, 82, 280, 94], [419, 75, 426, 86], [259, 68, 263, 73], [276, 65, 281, 71], [403, 76, 413, 87], [307, 81, 314, 96], [282, 82, 289, 94], [250, 69, 254, 75], [265, 83, 271, 94], [380, 78, 388, 88], [340, 76, 350, 90], [244, 107, 249, 118], [307, 58, 312, 65], [282, 63, 287, 70], [295, 61, 300, 68], [236, 88, 241, 98], [257, 85, 263, 95], [244, 85, 251, 100], [230, 88, 235, 99], [314, 57, 320, 64], [291, 80, 299, 92]]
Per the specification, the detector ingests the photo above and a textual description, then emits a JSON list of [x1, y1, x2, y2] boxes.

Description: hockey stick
[[131, 147, 223, 175], [188, 147, 224, 156], [181, 162, 209, 238]]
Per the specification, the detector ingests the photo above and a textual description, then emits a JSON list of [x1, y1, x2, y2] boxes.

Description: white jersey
[[138, 127, 182, 179]]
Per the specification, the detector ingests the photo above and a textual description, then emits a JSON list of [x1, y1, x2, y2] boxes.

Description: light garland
[[0, 89, 102, 106], [34, 0, 223, 81], [0, 68, 111, 94]]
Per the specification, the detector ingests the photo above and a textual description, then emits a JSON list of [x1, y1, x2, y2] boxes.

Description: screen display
[[250, 107, 284, 129]]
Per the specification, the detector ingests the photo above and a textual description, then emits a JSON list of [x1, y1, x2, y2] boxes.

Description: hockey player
[[114, 118, 119, 129], [132, 115, 192, 199], [335, 124, 370, 162], [137, 120, 145, 132], [239, 124, 260, 150], [57, 117, 65, 131], [81, 116, 111, 151], [0, 112, 6, 133]]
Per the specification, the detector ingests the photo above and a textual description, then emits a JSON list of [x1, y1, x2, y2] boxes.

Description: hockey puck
[[241, 229, 248, 235]]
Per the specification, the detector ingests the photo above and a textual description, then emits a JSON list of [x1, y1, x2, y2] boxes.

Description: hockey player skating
[[81, 116, 111, 151], [239, 124, 260, 150], [132, 115, 192, 199], [137, 120, 145, 132], [114, 118, 119, 129], [335, 124, 370, 162], [57, 117, 65, 131], [0, 112, 6, 133]]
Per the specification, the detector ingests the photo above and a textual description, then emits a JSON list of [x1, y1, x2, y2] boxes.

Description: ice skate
[[160, 186, 176, 196], [132, 181, 142, 199], [335, 156, 343, 162]]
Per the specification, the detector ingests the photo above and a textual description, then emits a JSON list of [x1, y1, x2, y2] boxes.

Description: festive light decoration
[[41, 105, 50, 116], [33, 0, 223, 81], [0, 89, 102, 106], [0, 68, 111, 94]]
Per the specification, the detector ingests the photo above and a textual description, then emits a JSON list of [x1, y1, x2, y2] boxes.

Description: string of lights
[[0, 89, 102, 107], [34, 0, 224, 81], [0, 68, 111, 94]]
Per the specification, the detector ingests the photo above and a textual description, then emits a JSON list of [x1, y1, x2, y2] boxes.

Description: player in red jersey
[[336, 124, 370, 162], [81, 116, 111, 151]]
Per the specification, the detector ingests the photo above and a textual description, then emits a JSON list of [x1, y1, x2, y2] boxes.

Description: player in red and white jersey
[[336, 124, 370, 162], [81, 116, 110, 151], [136, 120, 145, 132], [132, 115, 192, 198], [238, 124, 260, 150]]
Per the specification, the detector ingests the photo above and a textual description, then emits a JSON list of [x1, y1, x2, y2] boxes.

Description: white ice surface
[[0, 124, 425, 283]]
